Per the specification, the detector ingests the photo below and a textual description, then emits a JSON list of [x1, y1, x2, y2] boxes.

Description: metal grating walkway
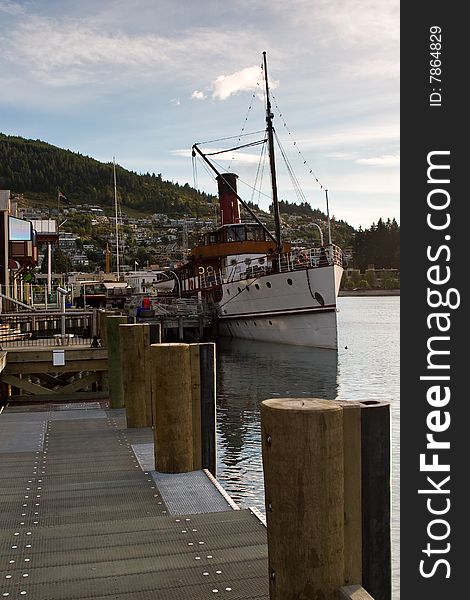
[[0, 403, 269, 599]]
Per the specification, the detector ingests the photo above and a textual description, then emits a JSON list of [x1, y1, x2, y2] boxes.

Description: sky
[[0, 0, 399, 229]]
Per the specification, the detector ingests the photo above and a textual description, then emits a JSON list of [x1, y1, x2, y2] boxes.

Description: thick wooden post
[[334, 400, 362, 586], [199, 342, 216, 475], [261, 398, 345, 600], [119, 324, 152, 428], [97, 310, 108, 346], [178, 316, 184, 341], [106, 315, 127, 409], [360, 400, 391, 600], [150, 343, 193, 473], [148, 322, 162, 344], [189, 342, 216, 475], [97, 310, 109, 391], [189, 344, 202, 471]]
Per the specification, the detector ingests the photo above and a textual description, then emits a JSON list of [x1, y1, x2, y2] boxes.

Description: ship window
[[255, 284, 260, 290], [237, 321, 240, 326], [227, 288, 230, 295], [287, 278, 293, 285], [266, 281, 272, 288], [244, 321, 247, 326], [246, 225, 265, 241], [254, 322, 257, 326], [269, 320, 273, 325], [237, 287, 242, 293], [246, 286, 250, 291], [226, 226, 245, 242]]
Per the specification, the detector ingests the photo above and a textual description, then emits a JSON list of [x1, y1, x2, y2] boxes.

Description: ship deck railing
[[279, 244, 343, 272]]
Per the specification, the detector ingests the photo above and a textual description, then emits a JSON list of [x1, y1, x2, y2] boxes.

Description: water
[[215, 296, 400, 597]]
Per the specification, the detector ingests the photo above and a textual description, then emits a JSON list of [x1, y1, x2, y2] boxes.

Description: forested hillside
[[0, 133, 214, 215]]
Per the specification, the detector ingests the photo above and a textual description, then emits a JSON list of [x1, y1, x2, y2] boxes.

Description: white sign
[[52, 349, 65, 366]]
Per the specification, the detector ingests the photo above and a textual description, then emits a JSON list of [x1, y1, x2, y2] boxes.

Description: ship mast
[[113, 157, 120, 279], [263, 51, 282, 256]]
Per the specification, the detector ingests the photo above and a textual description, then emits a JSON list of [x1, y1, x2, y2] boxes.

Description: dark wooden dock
[[0, 402, 269, 599]]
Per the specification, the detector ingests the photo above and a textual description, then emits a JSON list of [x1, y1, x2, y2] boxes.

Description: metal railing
[[0, 284, 74, 312], [279, 244, 343, 272], [141, 297, 207, 317], [215, 244, 344, 285], [0, 310, 97, 348]]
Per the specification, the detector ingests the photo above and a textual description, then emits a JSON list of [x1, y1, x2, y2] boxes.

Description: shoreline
[[339, 289, 400, 297]]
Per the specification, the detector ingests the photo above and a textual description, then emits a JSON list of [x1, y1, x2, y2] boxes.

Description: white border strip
[[203, 469, 240, 510], [249, 506, 267, 527]]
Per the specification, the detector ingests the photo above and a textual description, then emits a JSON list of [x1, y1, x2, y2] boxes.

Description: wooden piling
[[189, 344, 202, 471], [97, 311, 109, 391], [360, 400, 391, 600], [178, 316, 184, 341], [199, 343, 216, 475], [150, 343, 193, 473], [106, 315, 127, 409], [119, 324, 152, 428], [261, 398, 344, 600], [148, 322, 162, 344], [97, 310, 108, 346], [189, 342, 216, 475], [334, 400, 362, 586]]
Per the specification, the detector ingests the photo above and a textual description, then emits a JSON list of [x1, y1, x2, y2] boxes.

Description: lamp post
[[167, 270, 181, 298], [311, 223, 324, 247]]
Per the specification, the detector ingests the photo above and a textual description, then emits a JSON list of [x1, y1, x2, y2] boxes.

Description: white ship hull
[[217, 264, 343, 349]]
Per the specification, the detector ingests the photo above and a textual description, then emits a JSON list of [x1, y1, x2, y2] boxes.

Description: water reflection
[[216, 337, 339, 506]]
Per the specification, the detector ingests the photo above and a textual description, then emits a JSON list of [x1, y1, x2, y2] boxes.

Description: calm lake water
[[215, 296, 400, 598]]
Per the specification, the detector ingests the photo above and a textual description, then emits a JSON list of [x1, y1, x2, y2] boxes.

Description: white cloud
[[212, 65, 278, 100], [356, 154, 400, 167], [0, 0, 24, 15], [191, 90, 206, 100], [170, 98, 181, 106]]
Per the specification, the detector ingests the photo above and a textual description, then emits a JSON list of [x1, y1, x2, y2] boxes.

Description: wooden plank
[[3, 359, 108, 375], [0, 374, 58, 395], [7, 391, 108, 403], [36, 372, 66, 386], [338, 585, 375, 599], [59, 372, 100, 394], [4, 348, 108, 363]]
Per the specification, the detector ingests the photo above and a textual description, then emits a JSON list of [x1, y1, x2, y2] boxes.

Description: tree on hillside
[[352, 218, 400, 270]]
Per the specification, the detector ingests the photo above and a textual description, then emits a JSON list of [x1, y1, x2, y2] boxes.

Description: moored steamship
[[175, 53, 343, 349]]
